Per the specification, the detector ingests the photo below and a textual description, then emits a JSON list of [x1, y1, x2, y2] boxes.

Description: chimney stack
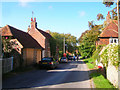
[[31, 18, 33, 22], [34, 17, 36, 22], [31, 17, 37, 30], [106, 11, 111, 25]]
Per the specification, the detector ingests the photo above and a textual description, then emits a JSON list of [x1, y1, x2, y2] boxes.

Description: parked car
[[60, 57, 68, 63], [39, 57, 59, 69]]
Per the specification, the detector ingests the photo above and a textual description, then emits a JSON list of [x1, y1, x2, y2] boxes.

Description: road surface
[[3, 59, 94, 89]]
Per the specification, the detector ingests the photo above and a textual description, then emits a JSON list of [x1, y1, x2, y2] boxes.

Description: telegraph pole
[[0, 29, 2, 58], [63, 37, 65, 54], [117, 0, 120, 89], [117, 0, 120, 45]]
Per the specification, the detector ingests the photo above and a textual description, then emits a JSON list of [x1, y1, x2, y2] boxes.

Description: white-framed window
[[109, 38, 118, 44]]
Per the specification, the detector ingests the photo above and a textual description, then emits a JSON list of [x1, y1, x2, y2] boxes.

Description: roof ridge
[[8, 25, 27, 33], [6, 25, 43, 49], [37, 28, 52, 38]]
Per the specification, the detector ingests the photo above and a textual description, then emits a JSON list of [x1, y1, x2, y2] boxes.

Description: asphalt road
[[3, 59, 94, 89]]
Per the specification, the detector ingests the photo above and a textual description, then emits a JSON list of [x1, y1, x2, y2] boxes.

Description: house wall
[[28, 27, 45, 49], [23, 48, 42, 66], [36, 49, 41, 63], [28, 19, 51, 58], [96, 38, 109, 47]]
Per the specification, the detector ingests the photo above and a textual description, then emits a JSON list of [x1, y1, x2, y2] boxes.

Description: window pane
[[114, 39, 116, 43], [111, 39, 113, 43]]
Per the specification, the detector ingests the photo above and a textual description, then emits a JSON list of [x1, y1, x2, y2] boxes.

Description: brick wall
[[28, 21, 45, 48], [107, 61, 118, 87], [96, 38, 109, 47], [28, 18, 51, 57]]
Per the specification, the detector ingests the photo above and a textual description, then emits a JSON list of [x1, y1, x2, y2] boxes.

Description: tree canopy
[[78, 25, 101, 58], [49, 32, 78, 57]]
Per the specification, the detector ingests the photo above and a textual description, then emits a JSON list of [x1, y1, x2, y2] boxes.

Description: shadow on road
[[2, 60, 95, 89]]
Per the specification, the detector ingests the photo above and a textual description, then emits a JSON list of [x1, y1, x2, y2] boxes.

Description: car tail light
[[39, 61, 41, 64], [49, 62, 53, 64]]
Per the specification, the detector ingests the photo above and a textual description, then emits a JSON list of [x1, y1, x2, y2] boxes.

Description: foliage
[[100, 44, 119, 68], [101, 48, 108, 67], [50, 32, 77, 54], [78, 25, 101, 58], [97, 13, 105, 21], [90, 72, 115, 88], [59, 51, 63, 58], [2, 36, 24, 68], [2, 37, 12, 53], [78, 30, 89, 43], [108, 44, 119, 67], [88, 21, 95, 29], [103, 0, 119, 20], [92, 45, 105, 63], [103, 0, 114, 7], [2, 37, 12, 58], [83, 58, 95, 69], [49, 37, 56, 57], [111, 7, 117, 20]]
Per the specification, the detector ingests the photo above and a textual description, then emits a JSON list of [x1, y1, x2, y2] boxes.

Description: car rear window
[[42, 58, 52, 61]]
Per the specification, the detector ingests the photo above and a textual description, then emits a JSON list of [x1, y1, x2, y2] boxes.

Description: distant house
[[0, 25, 43, 68], [96, 12, 118, 47], [28, 17, 52, 58]]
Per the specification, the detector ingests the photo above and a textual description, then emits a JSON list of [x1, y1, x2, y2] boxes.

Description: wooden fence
[[2, 57, 13, 74]]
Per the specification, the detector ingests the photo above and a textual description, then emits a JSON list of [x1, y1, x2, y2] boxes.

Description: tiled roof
[[99, 20, 118, 38], [1, 25, 44, 49], [37, 29, 52, 39]]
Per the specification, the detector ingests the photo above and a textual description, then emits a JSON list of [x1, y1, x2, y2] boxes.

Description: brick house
[[0, 25, 43, 68], [28, 17, 52, 58], [96, 12, 118, 47]]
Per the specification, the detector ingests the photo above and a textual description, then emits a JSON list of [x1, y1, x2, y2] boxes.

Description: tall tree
[[97, 13, 105, 20], [78, 25, 101, 58], [50, 32, 77, 54], [103, 0, 114, 7], [103, 0, 119, 20], [88, 21, 95, 29]]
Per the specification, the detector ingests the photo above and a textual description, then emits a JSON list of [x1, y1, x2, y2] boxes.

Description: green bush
[[92, 45, 105, 62], [100, 44, 119, 68], [83, 58, 95, 69]]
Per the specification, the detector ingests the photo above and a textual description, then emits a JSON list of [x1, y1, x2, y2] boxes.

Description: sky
[[1, 1, 116, 39]]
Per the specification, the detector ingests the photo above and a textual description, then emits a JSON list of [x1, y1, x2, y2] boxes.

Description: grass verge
[[83, 58, 95, 69], [90, 72, 115, 88], [83, 58, 115, 88]]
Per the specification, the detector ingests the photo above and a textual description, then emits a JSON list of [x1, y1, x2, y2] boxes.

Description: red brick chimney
[[106, 11, 111, 25], [31, 17, 37, 30]]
